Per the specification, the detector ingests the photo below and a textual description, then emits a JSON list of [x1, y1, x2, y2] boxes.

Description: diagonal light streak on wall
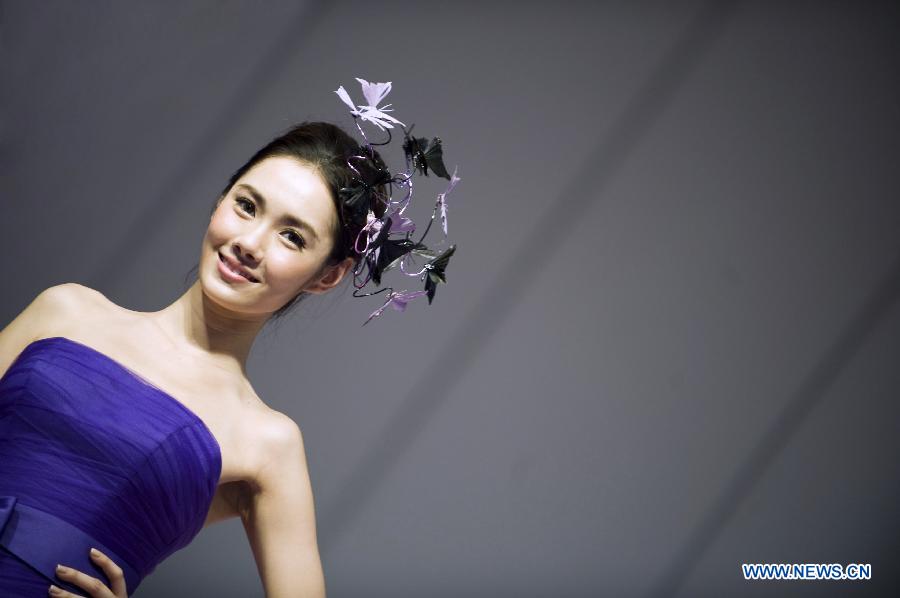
[[647, 252, 900, 597], [320, 0, 741, 553], [88, 0, 328, 292]]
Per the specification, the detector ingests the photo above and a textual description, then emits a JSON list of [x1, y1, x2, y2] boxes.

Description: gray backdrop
[[2, 1, 899, 596]]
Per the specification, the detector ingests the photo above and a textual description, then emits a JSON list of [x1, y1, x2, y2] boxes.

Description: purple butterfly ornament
[[363, 289, 429, 326]]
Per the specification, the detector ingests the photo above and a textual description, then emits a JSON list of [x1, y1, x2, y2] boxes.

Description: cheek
[[207, 208, 241, 245], [264, 253, 316, 291]]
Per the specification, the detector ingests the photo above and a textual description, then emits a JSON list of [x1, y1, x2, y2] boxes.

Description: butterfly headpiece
[[334, 77, 460, 326]]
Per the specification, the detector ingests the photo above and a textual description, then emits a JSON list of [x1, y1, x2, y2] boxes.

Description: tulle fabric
[[0, 336, 221, 596]]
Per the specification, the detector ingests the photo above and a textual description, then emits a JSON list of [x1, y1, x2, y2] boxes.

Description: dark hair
[[209, 121, 389, 320]]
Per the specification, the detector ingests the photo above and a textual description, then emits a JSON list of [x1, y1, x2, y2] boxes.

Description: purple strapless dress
[[0, 336, 222, 596]]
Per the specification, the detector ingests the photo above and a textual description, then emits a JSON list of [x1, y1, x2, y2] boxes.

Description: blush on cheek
[[207, 208, 242, 247]]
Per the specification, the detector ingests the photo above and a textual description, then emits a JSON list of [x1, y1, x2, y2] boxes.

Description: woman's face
[[200, 155, 348, 316]]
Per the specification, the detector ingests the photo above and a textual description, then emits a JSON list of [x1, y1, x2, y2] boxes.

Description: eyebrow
[[235, 183, 321, 244]]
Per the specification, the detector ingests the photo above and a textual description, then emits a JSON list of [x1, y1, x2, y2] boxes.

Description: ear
[[303, 256, 355, 295]]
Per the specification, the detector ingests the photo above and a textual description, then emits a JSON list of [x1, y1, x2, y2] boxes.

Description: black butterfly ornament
[[338, 181, 372, 224], [403, 133, 451, 180], [375, 238, 427, 285], [363, 217, 425, 285], [422, 244, 456, 304], [339, 166, 393, 225]]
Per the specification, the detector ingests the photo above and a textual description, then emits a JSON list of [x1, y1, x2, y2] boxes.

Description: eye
[[282, 230, 306, 249], [235, 197, 255, 216]]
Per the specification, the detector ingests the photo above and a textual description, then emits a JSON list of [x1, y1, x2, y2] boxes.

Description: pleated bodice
[[0, 336, 222, 595]]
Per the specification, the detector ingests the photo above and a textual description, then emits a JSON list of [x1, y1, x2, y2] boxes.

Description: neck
[[146, 280, 267, 374]]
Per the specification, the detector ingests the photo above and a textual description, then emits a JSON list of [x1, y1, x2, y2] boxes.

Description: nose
[[233, 226, 265, 265]]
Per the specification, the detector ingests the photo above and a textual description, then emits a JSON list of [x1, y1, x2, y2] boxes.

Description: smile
[[217, 252, 260, 283]]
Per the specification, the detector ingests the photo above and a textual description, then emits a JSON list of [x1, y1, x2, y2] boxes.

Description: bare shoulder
[[211, 405, 307, 524], [252, 407, 308, 490], [0, 283, 104, 376], [257, 407, 306, 461], [0, 282, 108, 348], [34, 282, 110, 320]]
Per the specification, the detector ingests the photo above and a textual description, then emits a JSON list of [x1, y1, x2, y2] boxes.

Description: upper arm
[[242, 413, 326, 598], [0, 283, 88, 378]]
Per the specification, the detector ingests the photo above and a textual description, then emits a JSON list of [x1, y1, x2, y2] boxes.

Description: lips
[[218, 252, 260, 283]]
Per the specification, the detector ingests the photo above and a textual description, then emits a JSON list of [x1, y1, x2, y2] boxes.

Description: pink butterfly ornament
[[356, 77, 392, 107], [364, 290, 429, 325], [334, 77, 405, 131], [386, 206, 415, 234], [437, 166, 461, 235]]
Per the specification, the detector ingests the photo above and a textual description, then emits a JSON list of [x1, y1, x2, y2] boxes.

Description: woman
[[0, 91, 458, 596]]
